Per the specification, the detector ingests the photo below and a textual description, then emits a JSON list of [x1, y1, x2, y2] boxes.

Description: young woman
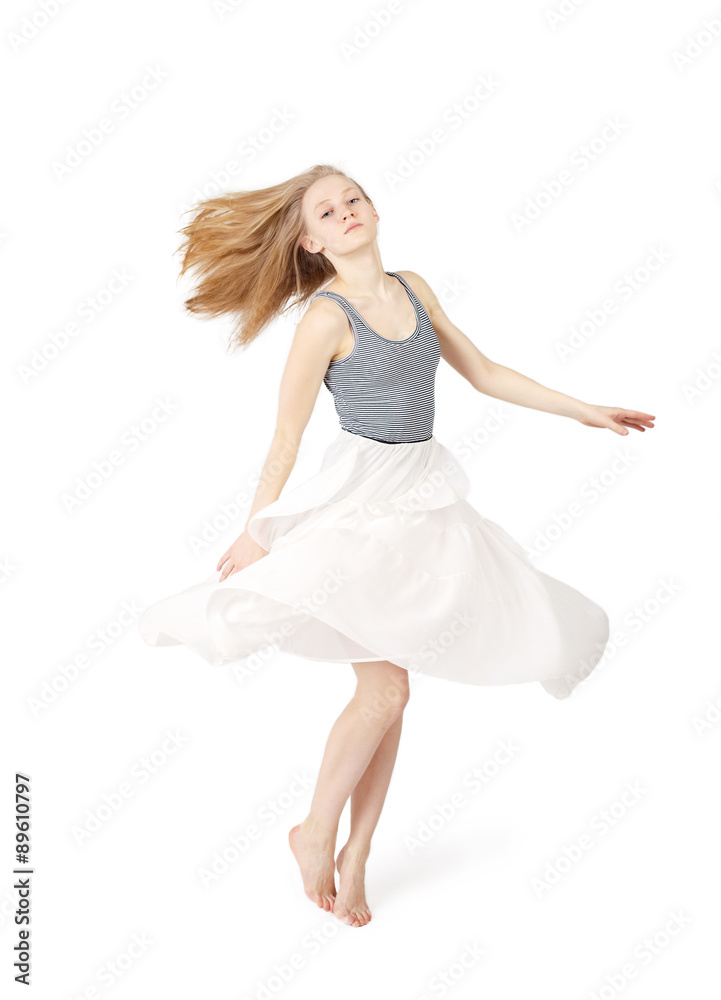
[[139, 163, 655, 928]]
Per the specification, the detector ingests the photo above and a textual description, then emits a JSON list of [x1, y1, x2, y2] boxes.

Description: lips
[[345, 223, 362, 233]]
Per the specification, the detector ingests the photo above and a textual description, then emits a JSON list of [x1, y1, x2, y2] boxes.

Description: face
[[300, 175, 379, 261]]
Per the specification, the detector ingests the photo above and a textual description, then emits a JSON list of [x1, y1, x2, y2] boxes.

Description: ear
[[302, 240, 325, 253], [300, 236, 323, 254]]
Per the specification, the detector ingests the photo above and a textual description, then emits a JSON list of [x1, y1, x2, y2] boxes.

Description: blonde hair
[[176, 162, 373, 353]]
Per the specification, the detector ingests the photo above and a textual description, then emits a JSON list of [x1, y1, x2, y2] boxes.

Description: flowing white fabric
[[138, 429, 610, 699]]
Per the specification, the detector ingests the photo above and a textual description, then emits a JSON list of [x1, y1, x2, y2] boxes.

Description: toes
[[334, 907, 369, 927], [304, 888, 336, 911]]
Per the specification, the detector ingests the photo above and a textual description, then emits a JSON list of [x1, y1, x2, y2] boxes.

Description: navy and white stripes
[[312, 272, 441, 444]]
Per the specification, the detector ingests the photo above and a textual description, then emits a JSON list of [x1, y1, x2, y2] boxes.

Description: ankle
[[299, 815, 338, 848], [341, 839, 371, 864]]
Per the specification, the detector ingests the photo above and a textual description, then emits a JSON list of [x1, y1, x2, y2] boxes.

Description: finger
[[219, 562, 232, 581], [216, 551, 229, 572], [620, 416, 650, 430], [611, 410, 655, 426], [620, 412, 655, 427]]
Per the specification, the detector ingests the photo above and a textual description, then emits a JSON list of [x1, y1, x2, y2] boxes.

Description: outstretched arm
[[400, 271, 655, 437]]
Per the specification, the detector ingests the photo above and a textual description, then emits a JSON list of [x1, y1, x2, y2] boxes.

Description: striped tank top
[[312, 272, 441, 444]]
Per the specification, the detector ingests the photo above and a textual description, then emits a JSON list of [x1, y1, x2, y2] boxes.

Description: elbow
[[273, 423, 303, 453], [472, 358, 498, 394]]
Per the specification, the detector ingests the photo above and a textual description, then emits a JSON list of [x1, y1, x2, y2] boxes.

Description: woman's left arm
[[402, 271, 656, 437]]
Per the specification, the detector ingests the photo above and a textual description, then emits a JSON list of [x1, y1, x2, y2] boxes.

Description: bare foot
[[288, 821, 337, 912], [333, 844, 372, 927]]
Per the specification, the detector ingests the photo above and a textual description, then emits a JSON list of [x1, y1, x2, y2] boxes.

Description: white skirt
[[138, 428, 610, 699]]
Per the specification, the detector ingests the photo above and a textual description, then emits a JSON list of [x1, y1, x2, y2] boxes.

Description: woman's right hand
[[216, 529, 269, 581]]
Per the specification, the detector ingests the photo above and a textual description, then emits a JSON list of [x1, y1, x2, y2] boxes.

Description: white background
[[3, 0, 720, 996]]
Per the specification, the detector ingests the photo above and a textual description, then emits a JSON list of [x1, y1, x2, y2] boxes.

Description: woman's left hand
[[576, 405, 656, 435]]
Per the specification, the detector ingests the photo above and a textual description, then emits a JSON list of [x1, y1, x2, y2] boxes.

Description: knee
[[355, 672, 410, 725]]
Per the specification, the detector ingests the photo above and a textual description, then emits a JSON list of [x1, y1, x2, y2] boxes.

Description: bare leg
[[334, 711, 404, 926], [288, 660, 409, 920]]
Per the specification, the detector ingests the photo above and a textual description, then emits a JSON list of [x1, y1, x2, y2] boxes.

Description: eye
[[321, 197, 359, 219]]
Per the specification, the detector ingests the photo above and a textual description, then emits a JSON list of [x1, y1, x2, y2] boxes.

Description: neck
[[327, 247, 391, 299]]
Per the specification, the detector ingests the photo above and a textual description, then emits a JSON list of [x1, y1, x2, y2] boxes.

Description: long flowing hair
[[176, 162, 373, 353]]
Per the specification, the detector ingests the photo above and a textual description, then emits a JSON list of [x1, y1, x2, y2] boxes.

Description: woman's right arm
[[216, 299, 344, 581]]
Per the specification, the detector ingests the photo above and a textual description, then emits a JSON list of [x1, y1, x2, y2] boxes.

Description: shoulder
[[393, 270, 441, 320], [301, 291, 346, 325], [294, 291, 349, 347]]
